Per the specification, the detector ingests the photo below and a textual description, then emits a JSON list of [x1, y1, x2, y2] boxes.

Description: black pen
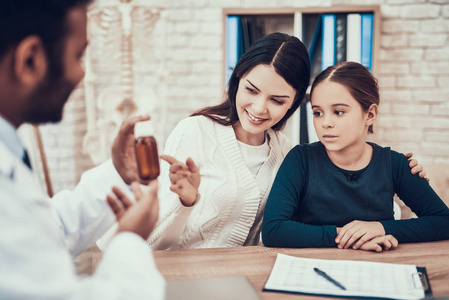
[[313, 267, 346, 290]]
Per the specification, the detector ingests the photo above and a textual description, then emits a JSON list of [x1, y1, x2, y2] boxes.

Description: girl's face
[[233, 64, 296, 146], [311, 80, 376, 153]]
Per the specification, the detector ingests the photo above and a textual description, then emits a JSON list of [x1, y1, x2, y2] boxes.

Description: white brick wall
[[382, 20, 420, 33], [397, 76, 436, 88], [38, 0, 449, 193], [400, 4, 441, 19]]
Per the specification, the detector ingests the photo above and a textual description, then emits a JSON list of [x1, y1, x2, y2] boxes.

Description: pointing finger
[[161, 154, 180, 165]]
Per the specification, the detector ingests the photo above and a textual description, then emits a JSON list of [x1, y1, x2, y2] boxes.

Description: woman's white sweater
[[148, 116, 292, 249]]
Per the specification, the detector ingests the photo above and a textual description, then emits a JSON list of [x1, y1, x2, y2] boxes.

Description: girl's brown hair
[[310, 61, 379, 134]]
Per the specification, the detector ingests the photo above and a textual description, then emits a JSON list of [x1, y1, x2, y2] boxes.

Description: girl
[[149, 35, 426, 250], [262, 61, 449, 252]]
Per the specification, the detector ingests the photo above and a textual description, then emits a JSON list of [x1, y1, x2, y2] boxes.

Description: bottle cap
[[134, 120, 155, 138]]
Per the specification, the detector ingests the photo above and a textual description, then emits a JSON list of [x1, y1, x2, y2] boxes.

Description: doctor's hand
[[335, 220, 385, 250], [112, 115, 151, 185], [357, 235, 399, 253], [160, 155, 200, 207], [107, 181, 159, 240], [404, 152, 429, 182]]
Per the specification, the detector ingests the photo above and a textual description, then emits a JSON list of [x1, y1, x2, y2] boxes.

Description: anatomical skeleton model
[[83, 0, 167, 164]]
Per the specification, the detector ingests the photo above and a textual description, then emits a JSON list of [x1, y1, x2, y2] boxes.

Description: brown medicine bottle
[[134, 120, 160, 180]]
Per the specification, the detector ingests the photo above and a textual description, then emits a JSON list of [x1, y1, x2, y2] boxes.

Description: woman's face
[[233, 64, 296, 145]]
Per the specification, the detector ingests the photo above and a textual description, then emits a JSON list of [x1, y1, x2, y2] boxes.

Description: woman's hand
[[160, 155, 200, 207], [357, 235, 399, 252], [336, 220, 385, 249], [404, 153, 429, 182]]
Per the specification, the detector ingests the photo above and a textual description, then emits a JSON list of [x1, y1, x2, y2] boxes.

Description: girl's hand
[[404, 153, 429, 182], [357, 235, 399, 252], [160, 155, 200, 207], [335, 220, 385, 249]]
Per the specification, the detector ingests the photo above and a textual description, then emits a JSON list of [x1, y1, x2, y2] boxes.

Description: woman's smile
[[246, 110, 268, 124]]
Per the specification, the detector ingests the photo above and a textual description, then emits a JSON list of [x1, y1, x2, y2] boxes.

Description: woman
[[148, 34, 425, 250], [148, 32, 309, 249]]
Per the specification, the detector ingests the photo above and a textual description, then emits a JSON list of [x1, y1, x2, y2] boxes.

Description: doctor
[[0, 0, 164, 299]]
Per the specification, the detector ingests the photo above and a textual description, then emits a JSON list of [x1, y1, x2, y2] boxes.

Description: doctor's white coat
[[0, 141, 165, 300]]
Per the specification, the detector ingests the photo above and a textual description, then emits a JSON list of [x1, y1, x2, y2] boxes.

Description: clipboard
[[416, 267, 432, 297], [263, 254, 432, 300]]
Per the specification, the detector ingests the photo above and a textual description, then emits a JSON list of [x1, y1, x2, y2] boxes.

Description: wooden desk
[[92, 240, 449, 299]]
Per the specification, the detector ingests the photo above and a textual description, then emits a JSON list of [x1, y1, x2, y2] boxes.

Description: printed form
[[264, 254, 425, 300]]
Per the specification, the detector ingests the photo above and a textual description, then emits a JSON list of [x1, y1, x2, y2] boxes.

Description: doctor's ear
[[13, 36, 48, 87]]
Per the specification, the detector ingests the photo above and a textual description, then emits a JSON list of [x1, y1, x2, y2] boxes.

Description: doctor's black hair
[[0, 0, 92, 75]]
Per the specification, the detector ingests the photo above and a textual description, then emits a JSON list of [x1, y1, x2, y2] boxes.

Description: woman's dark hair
[[310, 61, 379, 134], [0, 0, 92, 76], [192, 32, 311, 131]]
